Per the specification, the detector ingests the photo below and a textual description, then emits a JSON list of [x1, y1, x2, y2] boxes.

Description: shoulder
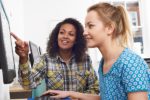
[[40, 53, 49, 59], [37, 53, 51, 62], [77, 53, 93, 69], [41, 53, 56, 60], [121, 48, 147, 67], [122, 48, 141, 60], [32, 53, 49, 63], [120, 48, 149, 76], [120, 49, 149, 93]]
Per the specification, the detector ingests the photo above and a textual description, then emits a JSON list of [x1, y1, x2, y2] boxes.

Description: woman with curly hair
[[11, 18, 99, 97]]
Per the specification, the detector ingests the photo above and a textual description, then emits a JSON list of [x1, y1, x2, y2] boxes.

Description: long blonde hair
[[88, 2, 133, 47]]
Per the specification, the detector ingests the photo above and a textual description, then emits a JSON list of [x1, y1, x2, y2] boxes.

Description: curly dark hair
[[46, 18, 87, 63]]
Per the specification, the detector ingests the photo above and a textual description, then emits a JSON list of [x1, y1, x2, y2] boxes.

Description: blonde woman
[[43, 2, 150, 100]]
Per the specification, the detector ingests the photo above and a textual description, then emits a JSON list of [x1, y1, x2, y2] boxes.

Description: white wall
[[141, 0, 150, 58], [23, 0, 94, 52], [3, 0, 24, 38]]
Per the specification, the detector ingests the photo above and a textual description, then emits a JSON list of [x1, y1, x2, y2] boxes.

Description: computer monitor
[[144, 58, 150, 68], [39, 46, 43, 55], [0, 1, 16, 84], [29, 41, 41, 66]]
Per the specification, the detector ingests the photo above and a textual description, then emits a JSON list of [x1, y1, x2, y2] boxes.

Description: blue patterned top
[[99, 48, 150, 100]]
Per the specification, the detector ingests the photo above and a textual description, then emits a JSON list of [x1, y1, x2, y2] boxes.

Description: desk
[[9, 84, 32, 99]]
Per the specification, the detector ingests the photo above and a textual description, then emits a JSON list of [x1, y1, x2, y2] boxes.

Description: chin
[[87, 44, 96, 48], [60, 47, 72, 51]]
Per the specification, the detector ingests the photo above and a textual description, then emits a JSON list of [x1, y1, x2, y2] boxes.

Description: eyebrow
[[59, 29, 65, 31], [85, 21, 92, 26], [60, 29, 75, 33], [87, 20, 93, 24]]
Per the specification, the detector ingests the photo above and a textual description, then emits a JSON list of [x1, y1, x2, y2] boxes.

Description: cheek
[[57, 36, 61, 44], [70, 37, 76, 44], [94, 28, 106, 39], [57, 40, 61, 47], [57, 34, 61, 40]]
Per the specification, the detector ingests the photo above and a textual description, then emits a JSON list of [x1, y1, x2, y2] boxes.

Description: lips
[[84, 36, 92, 41], [62, 40, 69, 45], [84, 35, 91, 39]]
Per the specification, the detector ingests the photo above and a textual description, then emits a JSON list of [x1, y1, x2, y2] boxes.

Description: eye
[[59, 31, 64, 34], [69, 32, 75, 36], [88, 24, 94, 29]]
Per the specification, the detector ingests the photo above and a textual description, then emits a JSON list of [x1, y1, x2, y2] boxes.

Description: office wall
[[142, 0, 150, 57], [2, 0, 24, 37], [23, 0, 94, 51]]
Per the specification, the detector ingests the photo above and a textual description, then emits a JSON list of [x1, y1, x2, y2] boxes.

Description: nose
[[63, 33, 69, 38], [83, 30, 88, 36]]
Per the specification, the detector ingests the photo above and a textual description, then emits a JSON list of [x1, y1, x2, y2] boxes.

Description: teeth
[[62, 40, 68, 44]]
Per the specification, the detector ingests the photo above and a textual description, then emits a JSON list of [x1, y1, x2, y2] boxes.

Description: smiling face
[[84, 10, 109, 48], [58, 23, 76, 51]]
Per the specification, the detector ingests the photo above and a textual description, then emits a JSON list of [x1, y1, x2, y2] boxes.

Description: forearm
[[18, 61, 31, 89], [19, 56, 47, 89], [19, 56, 28, 64], [69, 91, 100, 100], [128, 92, 148, 100]]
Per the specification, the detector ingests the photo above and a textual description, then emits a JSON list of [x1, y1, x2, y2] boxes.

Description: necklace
[[63, 57, 72, 63], [64, 59, 70, 62]]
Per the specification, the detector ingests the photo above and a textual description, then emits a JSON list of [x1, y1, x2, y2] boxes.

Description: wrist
[[19, 56, 28, 64], [69, 91, 78, 99]]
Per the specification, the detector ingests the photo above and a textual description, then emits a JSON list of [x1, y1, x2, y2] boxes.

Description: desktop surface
[[9, 84, 32, 99]]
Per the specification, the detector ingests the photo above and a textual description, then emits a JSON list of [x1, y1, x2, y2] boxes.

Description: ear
[[105, 23, 115, 35]]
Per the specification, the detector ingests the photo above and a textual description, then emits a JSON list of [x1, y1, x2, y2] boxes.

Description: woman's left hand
[[42, 90, 71, 99]]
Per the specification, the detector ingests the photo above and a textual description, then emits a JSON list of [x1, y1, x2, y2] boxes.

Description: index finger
[[42, 90, 57, 96], [42, 90, 51, 96], [10, 32, 22, 41]]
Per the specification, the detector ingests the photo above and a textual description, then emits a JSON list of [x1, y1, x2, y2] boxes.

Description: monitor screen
[[39, 46, 43, 55], [144, 58, 150, 68], [29, 41, 41, 66], [0, 1, 16, 84]]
